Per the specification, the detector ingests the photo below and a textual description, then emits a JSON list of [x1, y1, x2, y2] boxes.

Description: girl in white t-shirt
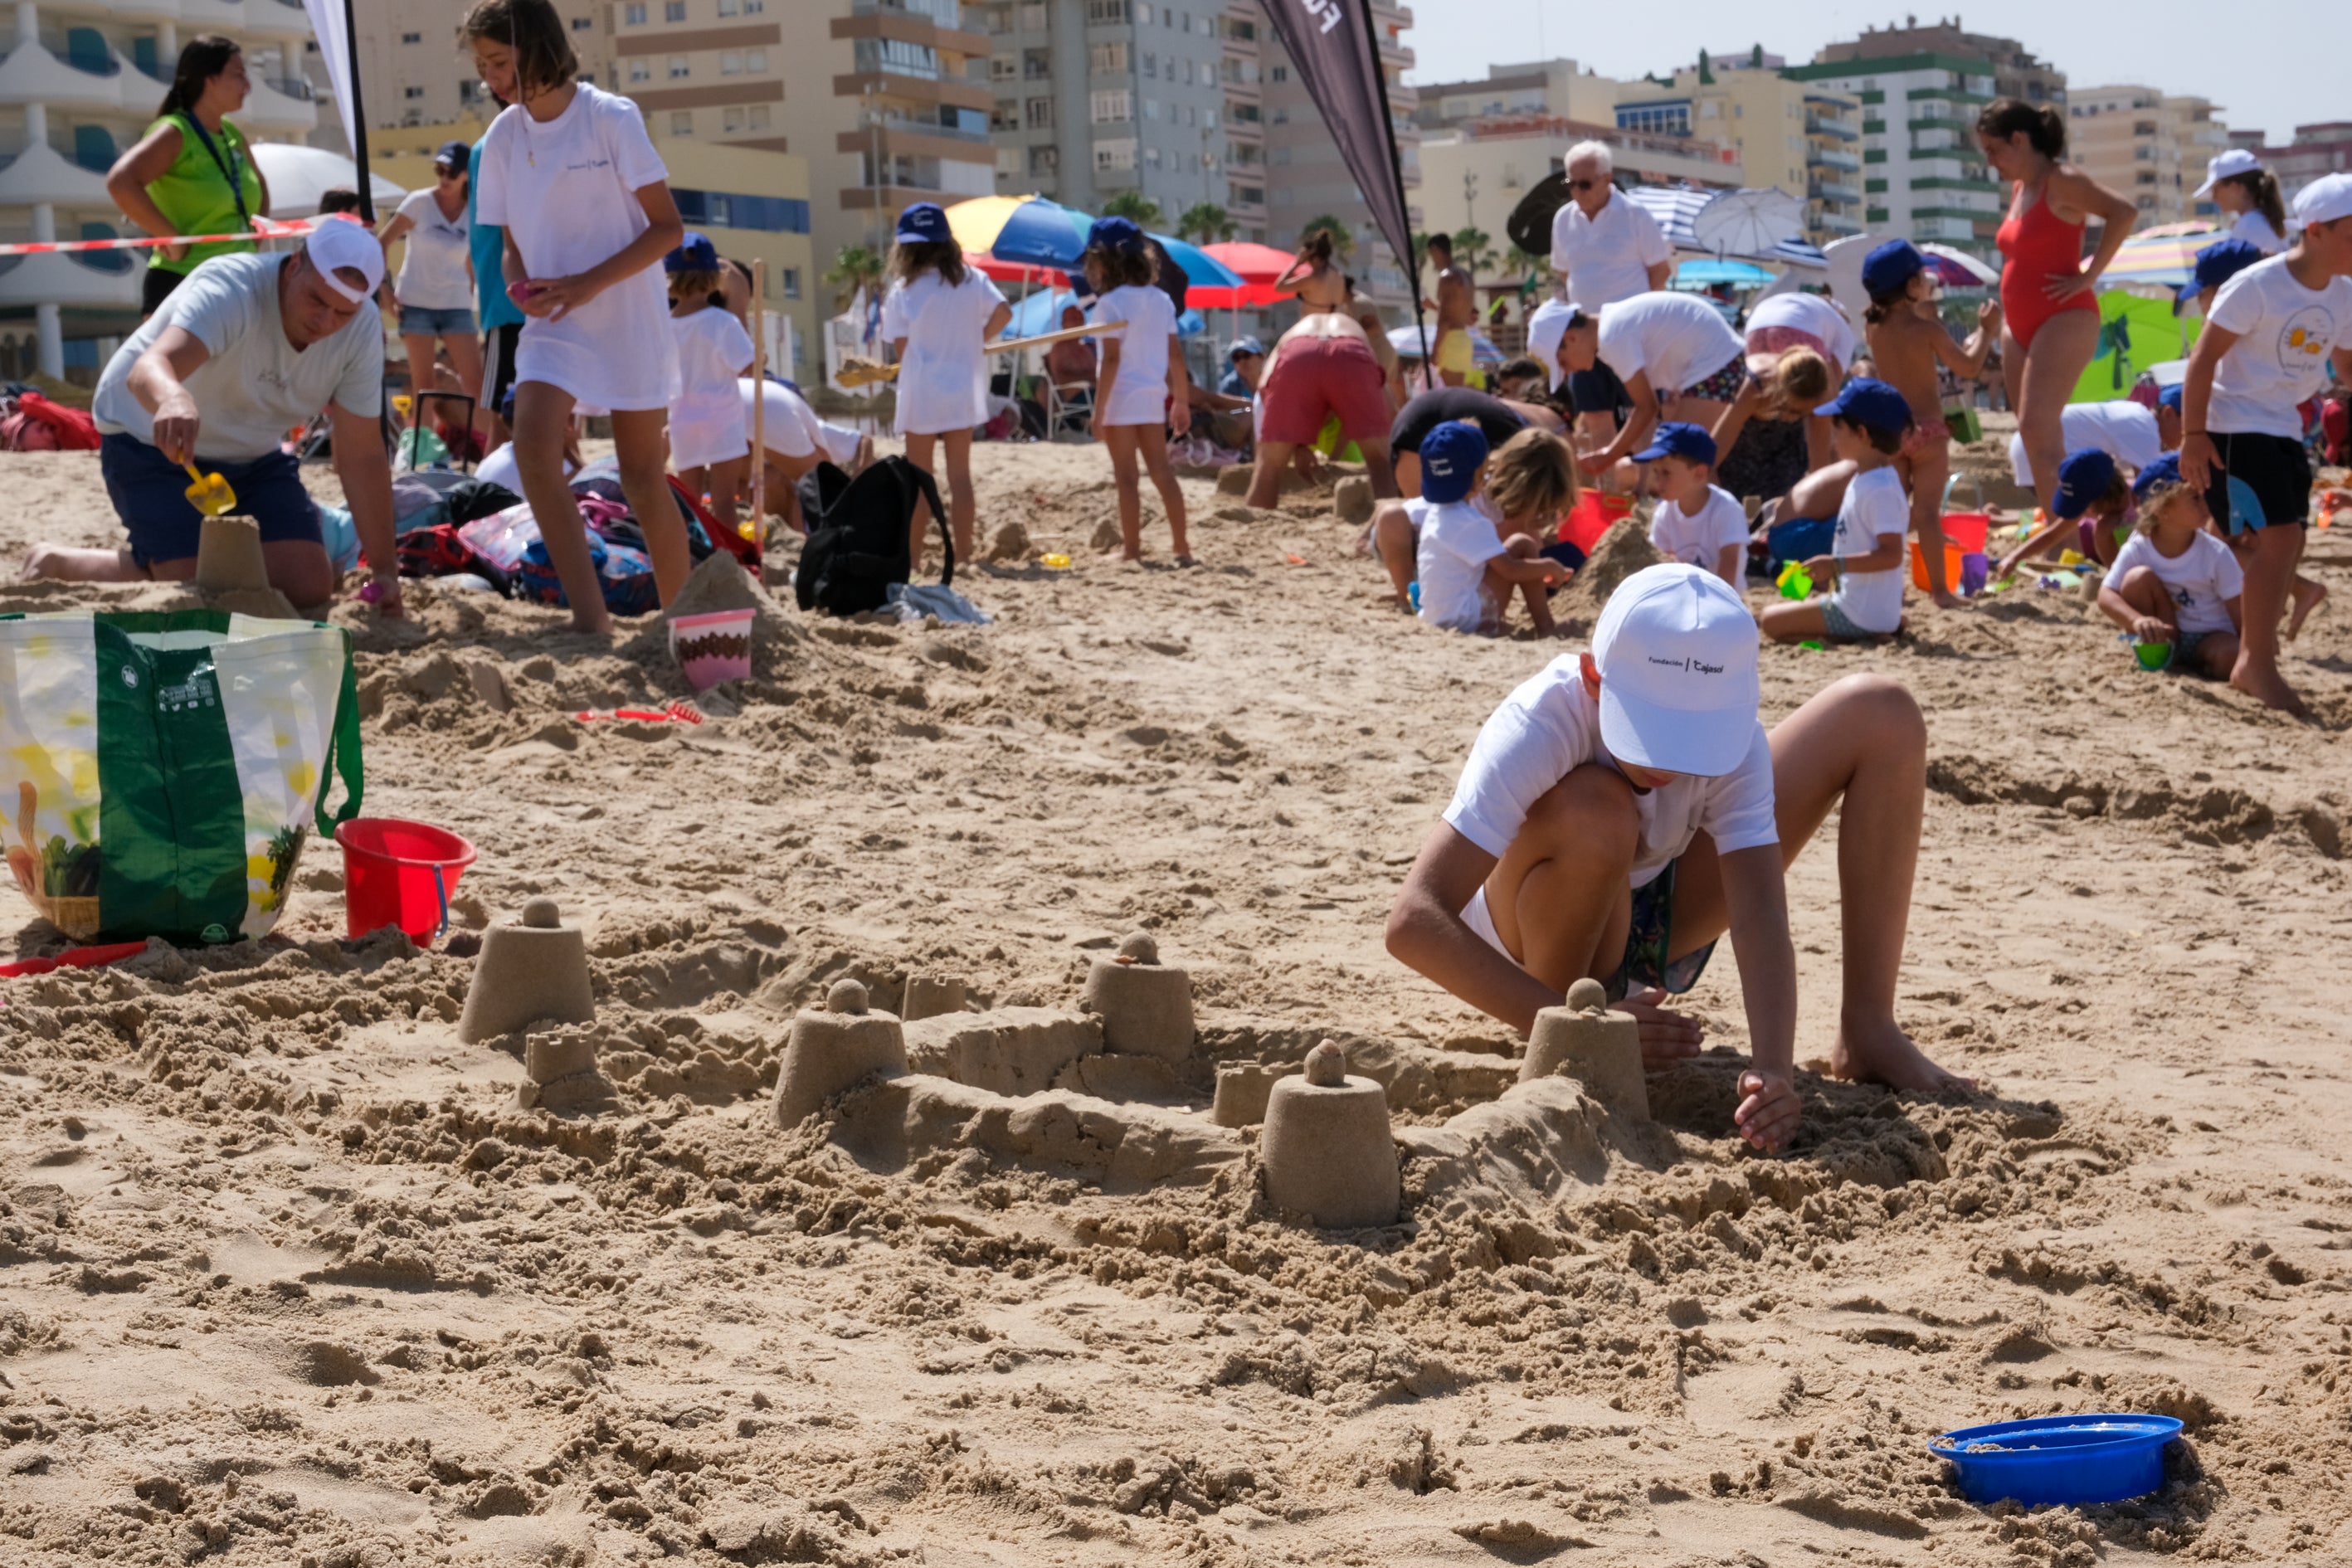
[[2096, 456, 2243, 678], [881, 203, 1010, 567], [466, 0, 687, 632], [1083, 218, 1192, 562], [664, 236, 755, 541]]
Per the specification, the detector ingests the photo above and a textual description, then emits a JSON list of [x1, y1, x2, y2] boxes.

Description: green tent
[[2071, 291, 2199, 403]]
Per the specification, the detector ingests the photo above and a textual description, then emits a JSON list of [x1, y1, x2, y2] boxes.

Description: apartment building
[[0, 0, 324, 379], [1259, 0, 1417, 313], [1417, 117, 1738, 258], [357, 0, 607, 130], [1785, 49, 2007, 258], [1815, 17, 2064, 109], [2068, 87, 2228, 226], [1612, 60, 1862, 246], [1412, 58, 1619, 133], [2228, 122, 2352, 207]]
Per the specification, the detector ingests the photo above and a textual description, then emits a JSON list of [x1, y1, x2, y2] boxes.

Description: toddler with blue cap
[[2094, 450, 2246, 679], [1635, 421, 1749, 588], [1759, 378, 1917, 644], [1412, 421, 1572, 635]]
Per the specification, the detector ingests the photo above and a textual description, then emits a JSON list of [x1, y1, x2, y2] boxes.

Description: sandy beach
[[2, 428, 2350, 1566]]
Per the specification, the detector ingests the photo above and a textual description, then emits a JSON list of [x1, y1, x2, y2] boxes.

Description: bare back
[[1863, 305, 1949, 429]]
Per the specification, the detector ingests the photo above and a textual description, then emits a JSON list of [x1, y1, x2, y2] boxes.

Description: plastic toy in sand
[[456, 896, 596, 1044], [773, 978, 908, 1126], [668, 608, 753, 692], [1776, 561, 1813, 599], [1929, 1413, 2182, 1507], [1260, 1040, 1400, 1229], [1522, 977, 1648, 1118], [1081, 931, 1195, 1063], [181, 461, 235, 517]]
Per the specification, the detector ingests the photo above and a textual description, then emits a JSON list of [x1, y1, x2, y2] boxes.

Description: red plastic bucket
[[334, 818, 476, 944], [1561, 489, 1635, 553]]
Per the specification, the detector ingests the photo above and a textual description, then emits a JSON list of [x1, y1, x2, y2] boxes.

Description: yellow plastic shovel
[[181, 461, 235, 517]]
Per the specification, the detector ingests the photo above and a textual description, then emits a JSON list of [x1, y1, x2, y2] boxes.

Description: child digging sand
[[466, 0, 687, 633], [2096, 452, 2244, 679], [1861, 240, 1999, 610], [882, 202, 1010, 569], [1410, 423, 1575, 637], [1637, 421, 1749, 587], [1084, 217, 1192, 563], [663, 232, 755, 541], [1760, 379, 1915, 644], [1368, 421, 1573, 610]]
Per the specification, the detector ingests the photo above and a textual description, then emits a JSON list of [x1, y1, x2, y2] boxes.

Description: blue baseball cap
[[1814, 377, 1914, 435], [1229, 335, 1264, 359], [2177, 237, 2265, 307], [1861, 239, 1926, 298], [1087, 215, 1147, 254], [1632, 421, 1717, 466], [2131, 451, 2184, 499], [894, 202, 951, 245], [2053, 449, 2117, 519], [2157, 382, 2184, 411], [1418, 421, 1490, 504], [664, 231, 719, 274]]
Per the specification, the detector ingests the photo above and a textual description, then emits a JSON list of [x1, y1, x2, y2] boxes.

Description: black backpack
[[792, 456, 953, 616]]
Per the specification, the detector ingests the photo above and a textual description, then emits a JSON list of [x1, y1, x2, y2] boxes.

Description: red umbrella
[[968, 250, 1069, 287], [1187, 240, 1297, 308]]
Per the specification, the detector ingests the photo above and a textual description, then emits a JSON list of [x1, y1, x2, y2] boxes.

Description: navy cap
[[434, 139, 471, 170], [2157, 382, 2184, 411], [1087, 215, 1147, 254], [1814, 376, 1914, 435], [2177, 237, 2265, 305], [2053, 449, 2117, 519], [1229, 335, 1265, 359], [664, 231, 719, 274], [2131, 451, 2184, 499], [1418, 421, 1490, 504], [1862, 239, 1926, 298], [1632, 421, 1718, 466], [894, 202, 951, 245]]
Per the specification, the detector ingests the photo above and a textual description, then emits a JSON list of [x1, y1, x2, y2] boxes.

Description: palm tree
[[1101, 190, 1164, 229], [825, 244, 885, 311], [1300, 215, 1354, 256], [1176, 202, 1234, 245], [1450, 226, 1498, 275], [1504, 246, 1550, 291]]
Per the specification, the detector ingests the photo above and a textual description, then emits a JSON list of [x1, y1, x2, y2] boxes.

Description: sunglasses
[[436, 164, 462, 178], [1569, 178, 1602, 191]]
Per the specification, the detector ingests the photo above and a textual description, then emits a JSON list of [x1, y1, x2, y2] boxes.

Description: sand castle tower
[[772, 979, 907, 1126], [458, 898, 597, 1044], [901, 973, 967, 1021], [1260, 1040, 1399, 1229], [1522, 978, 1648, 1118], [193, 515, 301, 620], [1080, 932, 1194, 1063]]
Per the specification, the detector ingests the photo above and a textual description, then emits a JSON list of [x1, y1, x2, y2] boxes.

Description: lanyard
[[178, 113, 249, 228]]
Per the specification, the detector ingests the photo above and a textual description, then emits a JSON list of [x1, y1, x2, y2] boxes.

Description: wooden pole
[[749, 259, 766, 541]]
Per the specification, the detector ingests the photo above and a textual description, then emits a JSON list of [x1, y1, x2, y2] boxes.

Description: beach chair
[[1045, 380, 1094, 441]]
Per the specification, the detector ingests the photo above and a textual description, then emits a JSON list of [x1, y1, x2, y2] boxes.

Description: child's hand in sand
[[2130, 614, 2172, 643], [1618, 986, 1702, 1066], [1736, 1069, 1801, 1152]]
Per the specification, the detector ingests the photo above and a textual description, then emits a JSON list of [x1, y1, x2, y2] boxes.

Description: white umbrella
[[253, 144, 406, 219], [1624, 184, 1826, 269], [1692, 187, 1806, 259]]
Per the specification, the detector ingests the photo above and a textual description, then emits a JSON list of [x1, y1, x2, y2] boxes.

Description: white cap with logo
[[303, 214, 386, 304], [2192, 148, 2260, 201], [1591, 562, 1761, 777]]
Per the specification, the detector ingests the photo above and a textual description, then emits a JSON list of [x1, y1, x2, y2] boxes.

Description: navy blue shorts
[[100, 432, 321, 568]]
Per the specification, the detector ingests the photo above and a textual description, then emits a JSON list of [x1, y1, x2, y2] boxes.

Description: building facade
[[0, 0, 324, 379], [1785, 50, 2006, 258], [2068, 86, 2228, 226], [1412, 57, 1619, 134], [1815, 19, 2064, 109], [2235, 122, 2352, 207]]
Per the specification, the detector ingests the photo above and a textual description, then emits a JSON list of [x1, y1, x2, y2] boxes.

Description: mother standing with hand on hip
[[1975, 99, 2135, 523], [107, 37, 270, 318]]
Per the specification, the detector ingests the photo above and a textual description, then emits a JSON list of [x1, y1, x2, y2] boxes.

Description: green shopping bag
[[0, 609, 363, 944]]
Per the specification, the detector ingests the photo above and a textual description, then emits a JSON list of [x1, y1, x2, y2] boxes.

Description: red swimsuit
[[1995, 183, 2096, 350]]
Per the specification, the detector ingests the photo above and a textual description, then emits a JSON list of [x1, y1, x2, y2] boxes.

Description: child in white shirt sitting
[[1413, 422, 1573, 636], [1638, 421, 1750, 587], [1760, 379, 1916, 644], [2096, 452, 2245, 679]]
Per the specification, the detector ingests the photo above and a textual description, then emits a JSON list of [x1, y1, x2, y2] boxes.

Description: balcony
[[236, 71, 316, 130], [177, 0, 254, 28], [1807, 145, 1860, 172], [0, 248, 141, 309], [1809, 178, 1859, 204], [1810, 210, 1863, 236], [0, 41, 125, 111], [1804, 114, 1858, 141], [0, 140, 110, 205]]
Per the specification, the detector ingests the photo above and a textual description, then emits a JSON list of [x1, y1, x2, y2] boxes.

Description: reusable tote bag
[[0, 609, 363, 944]]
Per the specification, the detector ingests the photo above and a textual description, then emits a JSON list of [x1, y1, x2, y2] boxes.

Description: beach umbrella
[[2102, 223, 2227, 292], [1624, 184, 1826, 269], [967, 251, 1068, 287], [1189, 240, 1296, 308], [943, 194, 1093, 270], [1692, 187, 1805, 259], [1149, 233, 1242, 292], [253, 144, 405, 218], [1918, 242, 1999, 287], [1673, 258, 1775, 289], [1006, 288, 1082, 338]]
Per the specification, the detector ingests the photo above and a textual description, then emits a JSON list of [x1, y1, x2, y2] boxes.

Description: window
[[747, 48, 766, 71], [1094, 137, 1135, 170], [747, 104, 770, 129], [1090, 41, 1127, 72], [1146, 145, 1161, 167], [1020, 1, 1046, 25], [1085, 0, 1127, 20], [670, 110, 694, 134], [401, 31, 421, 43], [718, 0, 738, 12], [1269, 64, 1288, 82], [669, 56, 689, 79], [403, 85, 425, 99], [1029, 144, 1058, 173], [996, 145, 1021, 176], [709, 195, 730, 223], [1142, 52, 1157, 78], [991, 56, 1017, 80], [1025, 96, 1053, 129], [723, 105, 744, 131], [623, 2, 645, 19], [744, 0, 763, 12], [782, 266, 801, 299], [722, 50, 743, 74], [1181, 56, 1193, 84], [572, 15, 592, 28], [992, 100, 1019, 129], [629, 57, 650, 81], [1090, 89, 1130, 124], [1024, 47, 1049, 79], [664, 0, 686, 18], [1144, 98, 1159, 120]]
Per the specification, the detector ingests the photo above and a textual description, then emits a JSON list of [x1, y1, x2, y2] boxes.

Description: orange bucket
[[1913, 475, 1990, 590], [334, 817, 476, 944], [1560, 489, 1634, 553]]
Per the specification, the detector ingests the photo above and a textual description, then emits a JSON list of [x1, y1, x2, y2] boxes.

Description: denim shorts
[[398, 304, 476, 337], [99, 432, 321, 568]]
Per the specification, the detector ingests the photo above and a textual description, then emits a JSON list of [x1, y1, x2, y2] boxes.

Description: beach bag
[[0, 610, 363, 944], [0, 408, 58, 451], [793, 456, 950, 617]]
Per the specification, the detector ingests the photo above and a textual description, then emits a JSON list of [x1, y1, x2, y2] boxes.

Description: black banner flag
[[1257, 0, 1417, 305]]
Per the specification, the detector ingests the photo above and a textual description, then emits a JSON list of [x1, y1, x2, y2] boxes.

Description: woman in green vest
[[106, 36, 273, 317]]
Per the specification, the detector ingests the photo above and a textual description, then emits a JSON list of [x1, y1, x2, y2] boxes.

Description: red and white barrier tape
[[0, 215, 321, 258]]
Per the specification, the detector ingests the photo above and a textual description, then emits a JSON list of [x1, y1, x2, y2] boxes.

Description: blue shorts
[[100, 432, 321, 568], [1605, 856, 1718, 1002], [398, 304, 475, 337]]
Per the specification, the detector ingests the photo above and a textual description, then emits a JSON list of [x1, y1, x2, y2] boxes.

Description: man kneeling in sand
[[1385, 563, 1963, 1152], [21, 220, 401, 615]]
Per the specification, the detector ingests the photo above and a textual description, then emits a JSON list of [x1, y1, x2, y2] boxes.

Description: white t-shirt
[[743, 378, 861, 467], [1444, 654, 1779, 889], [881, 267, 1006, 436], [475, 441, 574, 494], [93, 253, 382, 461], [1090, 283, 1178, 426], [476, 84, 680, 411], [392, 186, 473, 312], [1415, 498, 1507, 633], [2203, 254, 2352, 439], [2008, 401, 2163, 488], [1744, 291, 1857, 368], [2230, 209, 2287, 255], [1549, 188, 1671, 312], [1598, 293, 1746, 397], [1827, 464, 1909, 633], [1648, 485, 1751, 574], [2107, 529, 2243, 636], [666, 307, 755, 467]]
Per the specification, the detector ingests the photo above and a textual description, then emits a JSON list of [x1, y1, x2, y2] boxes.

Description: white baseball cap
[[303, 214, 385, 304], [2192, 148, 2260, 201], [1591, 562, 1761, 777], [2292, 172, 2352, 228], [1525, 297, 1587, 391]]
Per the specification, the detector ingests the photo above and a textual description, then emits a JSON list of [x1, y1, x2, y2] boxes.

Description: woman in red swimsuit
[[1975, 100, 2138, 522]]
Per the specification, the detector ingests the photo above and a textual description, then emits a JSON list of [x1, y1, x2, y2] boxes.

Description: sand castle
[[1522, 978, 1648, 1119], [772, 978, 908, 1127], [901, 974, 967, 1021], [192, 515, 302, 621], [457, 898, 598, 1045], [1080, 932, 1195, 1063], [1259, 1040, 1400, 1229]]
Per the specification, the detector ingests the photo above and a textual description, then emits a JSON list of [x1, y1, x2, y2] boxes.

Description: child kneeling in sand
[[1385, 563, 1963, 1152], [1760, 379, 1913, 645], [1410, 422, 1574, 637], [2095, 452, 2244, 679], [1371, 422, 1575, 612]]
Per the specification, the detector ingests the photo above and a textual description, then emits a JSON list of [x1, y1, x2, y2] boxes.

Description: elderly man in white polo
[[22, 219, 403, 616], [1548, 139, 1673, 446]]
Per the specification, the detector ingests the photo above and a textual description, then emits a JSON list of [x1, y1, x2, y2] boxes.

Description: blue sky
[[1402, 2, 2335, 146]]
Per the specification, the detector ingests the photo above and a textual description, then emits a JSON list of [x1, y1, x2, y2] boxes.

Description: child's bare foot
[[18, 544, 56, 582], [2231, 660, 2310, 717], [1831, 1015, 1973, 1093], [2287, 577, 2328, 641]]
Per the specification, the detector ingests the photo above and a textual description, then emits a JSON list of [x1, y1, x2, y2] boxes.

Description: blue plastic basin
[[1929, 1414, 2182, 1507]]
